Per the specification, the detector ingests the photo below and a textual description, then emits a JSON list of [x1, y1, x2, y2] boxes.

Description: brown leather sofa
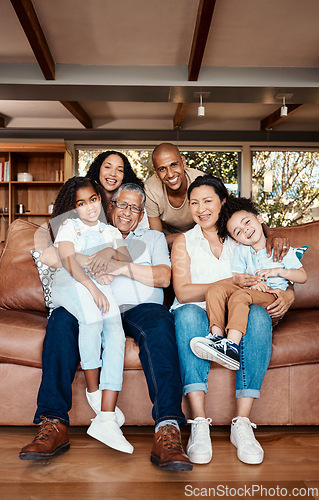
[[0, 219, 318, 426]]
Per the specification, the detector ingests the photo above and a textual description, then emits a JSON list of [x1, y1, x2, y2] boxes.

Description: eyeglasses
[[112, 200, 143, 214]]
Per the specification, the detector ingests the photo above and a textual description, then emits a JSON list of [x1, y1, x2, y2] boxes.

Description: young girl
[[50, 176, 133, 454]]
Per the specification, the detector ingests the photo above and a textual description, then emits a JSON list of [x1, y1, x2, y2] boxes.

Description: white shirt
[[171, 224, 237, 311]]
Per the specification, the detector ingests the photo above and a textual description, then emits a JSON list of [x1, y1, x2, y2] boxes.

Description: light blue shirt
[[231, 245, 302, 290], [110, 228, 171, 307]]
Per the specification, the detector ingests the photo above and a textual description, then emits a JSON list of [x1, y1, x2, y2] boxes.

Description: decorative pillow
[[294, 245, 309, 261], [0, 219, 50, 312], [30, 250, 55, 316]]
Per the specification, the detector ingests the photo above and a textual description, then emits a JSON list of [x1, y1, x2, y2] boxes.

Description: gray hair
[[112, 183, 146, 209]]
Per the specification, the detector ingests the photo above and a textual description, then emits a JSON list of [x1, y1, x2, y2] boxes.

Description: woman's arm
[[171, 233, 215, 303], [266, 286, 295, 320]]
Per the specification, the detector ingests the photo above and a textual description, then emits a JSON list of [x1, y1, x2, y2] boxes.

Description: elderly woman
[[171, 174, 293, 466]]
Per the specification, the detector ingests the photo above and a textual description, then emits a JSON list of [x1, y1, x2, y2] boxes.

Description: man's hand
[[232, 272, 261, 288], [265, 231, 290, 263], [85, 248, 113, 275], [266, 288, 295, 320], [94, 274, 114, 285]]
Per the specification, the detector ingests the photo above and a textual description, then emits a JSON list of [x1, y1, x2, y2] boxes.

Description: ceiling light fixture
[[198, 94, 205, 117], [280, 96, 288, 117]]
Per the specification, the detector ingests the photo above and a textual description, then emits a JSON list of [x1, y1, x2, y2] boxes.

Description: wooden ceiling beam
[[60, 101, 93, 129], [10, 0, 55, 80], [260, 104, 303, 130], [188, 0, 217, 81], [173, 103, 190, 128]]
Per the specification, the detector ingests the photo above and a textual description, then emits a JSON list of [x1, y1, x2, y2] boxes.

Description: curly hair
[[49, 176, 108, 241], [86, 151, 144, 189], [217, 196, 260, 241]]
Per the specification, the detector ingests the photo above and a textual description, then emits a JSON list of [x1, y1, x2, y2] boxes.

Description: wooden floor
[[0, 426, 318, 500]]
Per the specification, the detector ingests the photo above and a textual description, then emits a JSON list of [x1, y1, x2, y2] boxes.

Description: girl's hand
[[232, 272, 261, 288], [255, 268, 280, 280], [90, 286, 109, 315], [85, 248, 113, 275]]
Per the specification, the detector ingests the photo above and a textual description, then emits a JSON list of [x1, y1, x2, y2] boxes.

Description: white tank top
[[171, 224, 237, 311]]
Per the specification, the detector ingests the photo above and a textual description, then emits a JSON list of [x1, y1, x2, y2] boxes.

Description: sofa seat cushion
[[270, 309, 319, 368], [0, 310, 142, 370]]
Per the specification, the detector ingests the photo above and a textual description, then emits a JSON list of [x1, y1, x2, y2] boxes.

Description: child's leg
[[206, 280, 240, 335], [96, 282, 126, 394], [227, 329, 243, 346], [101, 390, 119, 412], [52, 273, 103, 373], [227, 289, 275, 337], [84, 369, 100, 393]]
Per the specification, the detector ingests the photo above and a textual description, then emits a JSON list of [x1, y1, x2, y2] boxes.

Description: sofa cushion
[[270, 309, 319, 368], [0, 309, 142, 370], [0, 220, 50, 312]]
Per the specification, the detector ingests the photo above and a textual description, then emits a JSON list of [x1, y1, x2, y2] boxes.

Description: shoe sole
[[19, 441, 70, 461], [190, 339, 240, 370], [187, 452, 212, 464], [150, 453, 193, 471], [87, 426, 133, 454], [230, 434, 264, 465]]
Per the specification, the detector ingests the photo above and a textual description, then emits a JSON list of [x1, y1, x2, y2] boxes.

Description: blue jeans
[[172, 304, 272, 398], [52, 268, 125, 391], [34, 304, 186, 427]]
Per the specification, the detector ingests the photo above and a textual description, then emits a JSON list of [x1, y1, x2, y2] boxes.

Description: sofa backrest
[[0, 219, 50, 312], [0, 218, 318, 312], [273, 220, 319, 310]]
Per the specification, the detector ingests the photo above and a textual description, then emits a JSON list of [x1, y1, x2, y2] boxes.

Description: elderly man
[[19, 183, 192, 472], [144, 143, 204, 247]]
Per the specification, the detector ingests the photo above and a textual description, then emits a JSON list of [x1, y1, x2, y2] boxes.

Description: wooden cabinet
[[0, 143, 73, 241]]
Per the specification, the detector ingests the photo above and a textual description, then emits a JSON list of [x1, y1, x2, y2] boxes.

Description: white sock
[[155, 419, 180, 433], [99, 411, 116, 422]]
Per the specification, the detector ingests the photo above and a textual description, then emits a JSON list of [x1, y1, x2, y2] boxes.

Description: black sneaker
[[190, 334, 240, 370]]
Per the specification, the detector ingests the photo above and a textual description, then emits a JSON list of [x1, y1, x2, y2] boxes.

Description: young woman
[[86, 151, 149, 228]]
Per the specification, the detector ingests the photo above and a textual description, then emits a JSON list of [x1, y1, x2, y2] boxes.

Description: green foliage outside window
[[252, 151, 319, 227]]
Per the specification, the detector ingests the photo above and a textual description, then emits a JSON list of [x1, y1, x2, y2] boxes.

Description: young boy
[[190, 196, 307, 370]]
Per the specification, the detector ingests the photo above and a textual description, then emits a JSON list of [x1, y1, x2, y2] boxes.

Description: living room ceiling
[[0, 0, 319, 140]]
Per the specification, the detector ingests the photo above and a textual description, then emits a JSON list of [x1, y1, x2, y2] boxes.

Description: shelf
[[14, 213, 52, 217], [11, 181, 64, 185]]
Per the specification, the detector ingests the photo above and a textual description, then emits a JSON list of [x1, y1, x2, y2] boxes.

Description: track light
[[280, 96, 288, 117], [198, 94, 205, 117]]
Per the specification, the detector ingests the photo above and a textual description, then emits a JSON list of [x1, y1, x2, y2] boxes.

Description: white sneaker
[[85, 389, 125, 427], [230, 416, 264, 464], [87, 413, 133, 454], [186, 417, 213, 464]]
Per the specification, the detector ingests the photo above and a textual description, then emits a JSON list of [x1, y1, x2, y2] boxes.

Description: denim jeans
[[172, 304, 272, 398], [34, 304, 186, 427], [52, 268, 125, 391]]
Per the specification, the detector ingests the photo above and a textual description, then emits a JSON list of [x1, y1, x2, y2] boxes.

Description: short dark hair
[[217, 196, 260, 240], [187, 174, 229, 202]]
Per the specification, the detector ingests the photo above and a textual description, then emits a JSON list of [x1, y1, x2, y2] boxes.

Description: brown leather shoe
[[19, 417, 70, 460], [150, 424, 193, 471]]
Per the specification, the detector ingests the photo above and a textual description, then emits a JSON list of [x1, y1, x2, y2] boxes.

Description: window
[[76, 147, 239, 193], [252, 150, 319, 226]]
